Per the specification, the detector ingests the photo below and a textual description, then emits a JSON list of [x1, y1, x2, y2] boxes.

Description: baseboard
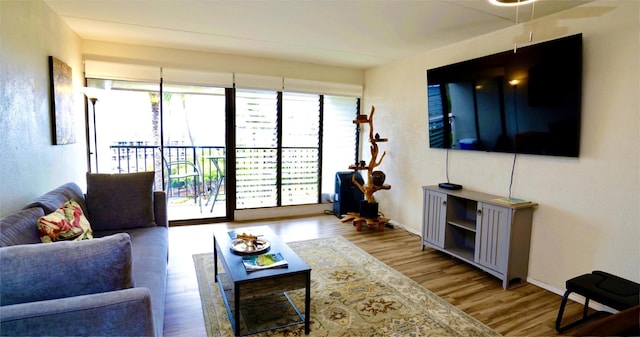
[[526, 278, 616, 313], [234, 204, 331, 221], [388, 219, 421, 236]]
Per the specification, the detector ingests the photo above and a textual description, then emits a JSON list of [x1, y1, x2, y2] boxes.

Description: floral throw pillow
[[37, 200, 93, 243]]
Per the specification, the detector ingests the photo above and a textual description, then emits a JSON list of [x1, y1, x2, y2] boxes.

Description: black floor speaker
[[333, 171, 364, 218]]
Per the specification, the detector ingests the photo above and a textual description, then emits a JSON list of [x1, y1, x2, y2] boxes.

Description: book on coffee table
[[242, 252, 288, 272]]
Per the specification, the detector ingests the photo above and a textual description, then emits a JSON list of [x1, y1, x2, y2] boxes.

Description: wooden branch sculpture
[[340, 105, 392, 230], [351, 105, 390, 202]]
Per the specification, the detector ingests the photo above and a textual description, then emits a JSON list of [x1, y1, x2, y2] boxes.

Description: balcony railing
[[109, 143, 225, 201], [109, 143, 319, 212]]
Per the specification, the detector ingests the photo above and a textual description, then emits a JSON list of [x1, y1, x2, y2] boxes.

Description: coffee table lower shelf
[[213, 226, 311, 336], [215, 273, 309, 336]]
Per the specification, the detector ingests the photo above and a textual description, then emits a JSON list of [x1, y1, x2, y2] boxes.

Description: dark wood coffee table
[[213, 226, 311, 336]]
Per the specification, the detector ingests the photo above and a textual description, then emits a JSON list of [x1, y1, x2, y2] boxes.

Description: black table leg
[[305, 272, 311, 334], [213, 236, 218, 282], [234, 283, 240, 336]]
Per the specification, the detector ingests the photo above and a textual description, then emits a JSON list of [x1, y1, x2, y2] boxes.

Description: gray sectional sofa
[[0, 172, 168, 337]]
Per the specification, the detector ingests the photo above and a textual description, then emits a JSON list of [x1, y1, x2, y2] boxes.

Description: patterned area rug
[[193, 236, 501, 337]]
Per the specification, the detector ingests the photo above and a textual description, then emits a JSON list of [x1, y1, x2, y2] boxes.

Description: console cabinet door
[[422, 189, 447, 248], [475, 203, 511, 274]]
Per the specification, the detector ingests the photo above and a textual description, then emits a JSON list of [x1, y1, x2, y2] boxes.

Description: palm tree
[[149, 92, 162, 190]]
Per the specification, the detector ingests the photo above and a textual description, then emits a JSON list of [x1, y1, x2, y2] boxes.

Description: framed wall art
[[49, 56, 75, 145]]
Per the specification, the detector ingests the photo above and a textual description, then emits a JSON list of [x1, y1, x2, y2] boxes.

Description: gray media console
[[421, 185, 537, 289]]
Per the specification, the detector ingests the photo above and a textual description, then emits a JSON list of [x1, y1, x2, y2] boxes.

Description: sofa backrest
[[22, 182, 87, 215], [0, 208, 43, 247], [1, 182, 87, 247], [4, 179, 166, 245]]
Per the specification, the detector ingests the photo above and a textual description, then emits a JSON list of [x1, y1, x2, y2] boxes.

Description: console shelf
[[421, 185, 537, 289], [448, 219, 476, 232]]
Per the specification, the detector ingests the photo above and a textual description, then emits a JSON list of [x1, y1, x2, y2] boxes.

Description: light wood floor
[[163, 215, 588, 336]]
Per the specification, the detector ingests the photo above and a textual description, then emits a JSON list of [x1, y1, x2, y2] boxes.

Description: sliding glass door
[[85, 78, 228, 222], [86, 79, 161, 182], [162, 84, 227, 220]]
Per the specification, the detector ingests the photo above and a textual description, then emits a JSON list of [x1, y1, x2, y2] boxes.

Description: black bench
[[555, 270, 640, 333]]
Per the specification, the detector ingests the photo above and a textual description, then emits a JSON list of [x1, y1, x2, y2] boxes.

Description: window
[[321, 95, 359, 198], [282, 93, 320, 206], [235, 90, 358, 209], [86, 79, 229, 220], [235, 89, 279, 208], [85, 61, 360, 214]]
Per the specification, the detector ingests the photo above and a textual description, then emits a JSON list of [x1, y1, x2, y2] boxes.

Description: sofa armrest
[[154, 191, 168, 228], [0, 233, 133, 306], [0, 288, 156, 337]]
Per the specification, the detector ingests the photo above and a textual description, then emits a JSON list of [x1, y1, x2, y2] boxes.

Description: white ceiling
[[44, 0, 591, 69]]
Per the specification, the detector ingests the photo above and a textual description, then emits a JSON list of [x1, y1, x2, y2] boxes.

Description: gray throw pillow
[[0, 233, 134, 306], [86, 172, 155, 231]]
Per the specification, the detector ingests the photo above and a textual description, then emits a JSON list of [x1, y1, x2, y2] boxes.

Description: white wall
[[363, 1, 639, 292], [0, 0, 85, 216]]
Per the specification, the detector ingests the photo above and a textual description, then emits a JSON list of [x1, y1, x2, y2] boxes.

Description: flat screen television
[[427, 33, 582, 157]]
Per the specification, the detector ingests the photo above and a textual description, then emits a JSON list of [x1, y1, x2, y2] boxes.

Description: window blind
[[85, 60, 361, 98], [321, 95, 359, 195], [84, 60, 159, 82], [284, 78, 363, 97], [234, 73, 283, 91], [162, 68, 233, 88]]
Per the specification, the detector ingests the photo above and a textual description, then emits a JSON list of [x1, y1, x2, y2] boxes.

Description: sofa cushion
[[37, 200, 93, 242], [94, 226, 168, 337], [0, 233, 134, 306], [86, 172, 155, 231], [23, 182, 87, 215], [0, 208, 44, 247]]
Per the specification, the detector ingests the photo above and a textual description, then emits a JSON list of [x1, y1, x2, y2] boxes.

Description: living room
[[1, 0, 638, 336]]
